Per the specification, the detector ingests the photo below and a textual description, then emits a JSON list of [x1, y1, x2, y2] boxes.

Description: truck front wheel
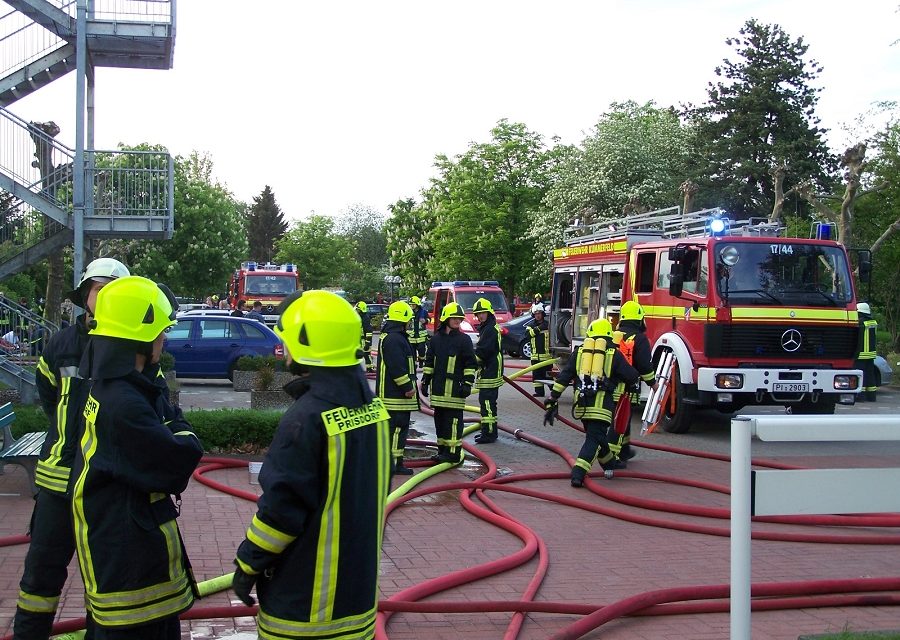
[[660, 366, 696, 434]]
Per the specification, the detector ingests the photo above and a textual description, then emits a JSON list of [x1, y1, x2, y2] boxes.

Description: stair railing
[[0, 2, 71, 80]]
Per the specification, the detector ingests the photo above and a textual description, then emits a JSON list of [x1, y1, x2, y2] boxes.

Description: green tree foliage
[[385, 197, 434, 296], [246, 185, 287, 263], [332, 204, 391, 301], [424, 119, 556, 297], [111, 151, 248, 298], [852, 114, 900, 349], [693, 19, 835, 218], [275, 215, 351, 290]]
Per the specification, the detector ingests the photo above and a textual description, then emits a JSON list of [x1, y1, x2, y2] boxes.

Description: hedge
[[9, 405, 283, 454]]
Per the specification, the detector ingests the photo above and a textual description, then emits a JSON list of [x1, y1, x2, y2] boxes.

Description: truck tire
[[556, 312, 572, 347], [660, 367, 695, 434]]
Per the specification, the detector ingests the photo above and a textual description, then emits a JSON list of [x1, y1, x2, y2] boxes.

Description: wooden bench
[[0, 402, 45, 496]]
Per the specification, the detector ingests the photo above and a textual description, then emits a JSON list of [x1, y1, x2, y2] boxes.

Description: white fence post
[[730, 416, 753, 640]]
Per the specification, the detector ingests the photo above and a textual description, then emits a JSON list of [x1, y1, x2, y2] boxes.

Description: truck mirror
[[668, 274, 684, 297], [669, 246, 687, 262]]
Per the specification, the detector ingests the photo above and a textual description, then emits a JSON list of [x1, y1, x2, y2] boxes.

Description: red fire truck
[[228, 261, 301, 325], [427, 281, 513, 342], [548, 206, 870, 433]]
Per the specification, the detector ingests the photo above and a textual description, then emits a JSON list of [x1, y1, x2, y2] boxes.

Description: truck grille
[[704, 325, 858, 360]]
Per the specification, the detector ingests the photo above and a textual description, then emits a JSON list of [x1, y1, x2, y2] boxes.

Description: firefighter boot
[[394, 459, 414, 476], [474, 431, 497, 444], [570, 467, 586, 488], [620, 444, 637, 461]]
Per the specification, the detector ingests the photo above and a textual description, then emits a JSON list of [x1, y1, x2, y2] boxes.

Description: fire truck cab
[[549, 206, 867, 433], [228, 261, 301, 325], [427, 281, 513, 342]]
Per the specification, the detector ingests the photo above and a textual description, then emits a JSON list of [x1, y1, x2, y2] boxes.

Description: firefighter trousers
[[433, 407, 464, 463], [477, 388, 498, 439], [389, 410, 411, 468], [531, 359, 551, 395], [572, 419, 615, 480], [14, 489, 76, 640], [855, 357, 877, 401]]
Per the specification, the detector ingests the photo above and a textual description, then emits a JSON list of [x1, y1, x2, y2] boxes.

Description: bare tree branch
[[870, 216, 900, 254]]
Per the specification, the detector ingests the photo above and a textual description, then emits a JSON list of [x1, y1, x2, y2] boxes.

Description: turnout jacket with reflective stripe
[[71, 366, 202, 629], [551, 345, 638, 422], [526, 318, 551, 361], [857, 317, 877, 359], [376, 321, 420, 412], [474, 314, 503, 389], [34, 317, 91, 493], [617, 320, 656, 384], [236, 367, 392, 640], [422, 326, 477, 409]]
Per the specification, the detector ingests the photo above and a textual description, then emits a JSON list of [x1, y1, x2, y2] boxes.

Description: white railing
[[730, 414, 900, 640]]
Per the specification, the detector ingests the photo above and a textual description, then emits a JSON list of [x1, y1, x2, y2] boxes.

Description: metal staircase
[[0, 0, 176, 401]]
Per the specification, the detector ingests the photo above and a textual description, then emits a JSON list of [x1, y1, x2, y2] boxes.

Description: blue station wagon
[[165, 315, 283, 379]]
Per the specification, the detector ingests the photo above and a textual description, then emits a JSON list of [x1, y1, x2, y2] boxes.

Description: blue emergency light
[[708, 217, 728, 236], [246, 261, 257, 271], [813, 222, 835, 240]]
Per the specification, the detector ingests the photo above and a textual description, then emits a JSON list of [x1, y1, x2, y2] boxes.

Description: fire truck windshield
[[244, 275, 297, 296], [715, 242, 852, 306], [454, 291, 510, 313]]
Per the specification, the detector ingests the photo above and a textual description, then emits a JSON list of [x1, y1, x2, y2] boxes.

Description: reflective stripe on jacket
[[71, 369, 202, 628], [376, 321, 420, 412], [527, 319, 552, 361], [236, 368, 391, 640], [475, 314, 503, 389], [423, 326, 477, 409], [34, 317, 91, 493]]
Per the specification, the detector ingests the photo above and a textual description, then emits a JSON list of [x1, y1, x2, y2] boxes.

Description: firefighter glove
[[543, 398, 559, 426], [419, 380, 429, 397], [232, 565, 257, 606], [460, 383, 472, 397]]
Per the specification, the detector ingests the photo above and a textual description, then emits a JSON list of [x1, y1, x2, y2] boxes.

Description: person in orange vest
[[609, 301, 658, 464]]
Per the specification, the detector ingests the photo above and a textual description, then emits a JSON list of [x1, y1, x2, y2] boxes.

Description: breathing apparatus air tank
[[579, 337, 596, 378], [590, 336, 607, 380]]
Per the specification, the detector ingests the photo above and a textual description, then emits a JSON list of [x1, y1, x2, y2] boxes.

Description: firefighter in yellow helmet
[[72, 276, 202, 639], [407, 295, 427, 368], [473, 297, 503, 444], [544, 318, 639, 487], [232, 290, 391, 639], [855, 302, 878, 402], [377, 301, 419, 475], [15, 258, 130, 640], [420, 302, 477, 464], [526, 302, 552, 397], [356, 300, 375, 372], [608, 301, 658, 464]]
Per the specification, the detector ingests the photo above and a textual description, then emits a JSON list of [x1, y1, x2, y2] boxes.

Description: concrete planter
[[250, 389, 293, 411], [233, 371, 294, 392]]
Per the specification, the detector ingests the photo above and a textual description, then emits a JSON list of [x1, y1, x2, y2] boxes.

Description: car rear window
[[168, 320, 193, 340], [199, 320, 239, 339], [242, 323, 268, 340]]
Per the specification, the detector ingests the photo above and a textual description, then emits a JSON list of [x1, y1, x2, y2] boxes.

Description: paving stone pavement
[[1, 370, 898, 639]]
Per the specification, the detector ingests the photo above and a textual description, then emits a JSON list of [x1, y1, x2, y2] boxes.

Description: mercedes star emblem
[[780, 329, 802, 352]]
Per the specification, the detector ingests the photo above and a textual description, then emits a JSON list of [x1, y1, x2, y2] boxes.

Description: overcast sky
[[10, 0, 900, 222]]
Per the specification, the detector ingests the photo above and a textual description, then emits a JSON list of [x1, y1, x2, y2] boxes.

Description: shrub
[[184, 409, 282, 453], [158, 351, 176, 372], [9, 405, 283, 453], [255, 365, 275, 391]]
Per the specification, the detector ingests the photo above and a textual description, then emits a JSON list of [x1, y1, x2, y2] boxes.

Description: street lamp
[[384, 275, 401, 302]]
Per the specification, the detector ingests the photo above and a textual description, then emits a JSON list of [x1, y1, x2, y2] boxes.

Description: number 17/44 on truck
[[548, 206, 870, 434]]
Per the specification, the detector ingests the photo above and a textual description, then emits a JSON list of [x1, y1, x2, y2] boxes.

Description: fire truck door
[[550, 268, 576, 349], [573, 268, 601, 339]]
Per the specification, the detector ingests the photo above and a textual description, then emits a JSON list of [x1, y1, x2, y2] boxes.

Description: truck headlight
[[833, 375, 859, 390], [715, 373, 743, 389]]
